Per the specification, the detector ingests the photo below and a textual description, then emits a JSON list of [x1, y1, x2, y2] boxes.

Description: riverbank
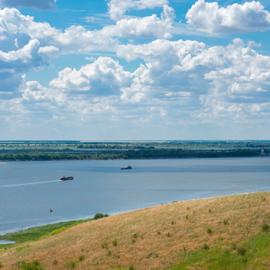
[[1, 192, 270, 269], [1, 140, 269, 161]]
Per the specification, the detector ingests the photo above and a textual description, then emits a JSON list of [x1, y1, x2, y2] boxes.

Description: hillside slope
[[1, 192, 270, 270]]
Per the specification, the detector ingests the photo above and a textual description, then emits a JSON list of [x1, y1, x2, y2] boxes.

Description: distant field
[[1, 192, 270, 269], [0, 141, 269, 160]]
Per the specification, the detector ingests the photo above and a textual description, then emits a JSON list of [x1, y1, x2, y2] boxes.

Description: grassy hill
[[1, 192, 270, 269]]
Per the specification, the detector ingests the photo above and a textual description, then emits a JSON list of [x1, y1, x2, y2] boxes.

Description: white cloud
[[0, 7, 173, 98], [108, 0, 168, 20], [50, 57, 132, 95], [186, 0, 270, 34], [117, 39, 270, 121], [22, 80, 64, 104], [101, 5, 174, 39], [0, 7, 174, 54], [0, 38, 56, 95], [1, 2, 270, 129], [0, 8, 117, 53], [0, 0, 56, 9]]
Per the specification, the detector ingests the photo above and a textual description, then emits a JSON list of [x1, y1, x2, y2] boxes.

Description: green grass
[[0, 220, 88, 247], [18, 260, 44, 270], [0, 212, 109, 249], [170, 232, 270, 270]]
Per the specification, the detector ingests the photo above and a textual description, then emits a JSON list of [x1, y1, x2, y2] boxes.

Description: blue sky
[[1, 0, 270, 140]]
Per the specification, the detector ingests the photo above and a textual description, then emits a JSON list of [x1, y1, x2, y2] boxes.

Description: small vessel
[[60, 176, 74, 181], [121, 165, 133, 170]]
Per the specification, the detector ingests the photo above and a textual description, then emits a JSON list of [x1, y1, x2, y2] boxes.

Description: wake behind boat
[[60, 176, 74, 181]]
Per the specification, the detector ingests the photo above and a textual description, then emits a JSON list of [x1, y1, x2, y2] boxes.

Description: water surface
[[0, 158, 270, 234]]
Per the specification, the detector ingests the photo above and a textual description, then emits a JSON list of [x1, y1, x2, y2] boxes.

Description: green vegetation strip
[[0, 141, 269, 160], [0, 213, 108, 248], [171, 232, 270, 270]]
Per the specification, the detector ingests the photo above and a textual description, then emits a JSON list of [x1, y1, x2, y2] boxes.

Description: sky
[[0, 0, 270, 140]]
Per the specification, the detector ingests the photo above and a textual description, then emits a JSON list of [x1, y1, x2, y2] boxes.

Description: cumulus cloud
[[0, 0, 56, 9], [186, 0, 270, 34], [117, 39, 270, 120], [13, 38, 270, 121], [1, 1, 270, 128], [0, 7, 174, 54], [0, 38, 57, 95], [0, 8, 117, 53], [108, 0, 168, 20], [101, 5, 174, 39], [0, 7, 174, 98], [50, 57, 132, 96]]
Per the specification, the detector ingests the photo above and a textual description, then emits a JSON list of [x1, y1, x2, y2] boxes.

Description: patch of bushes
[[231, 243, 237, 250], [93, 213, 109, 220], [237, 247, 247, 256], [78, 255, 85, 262], [19, 261, 44, 270], [66, 261, 76, 269], [101, 242, 108, 249], [262, 223, 270, 232], [223, 219, 229, 225], [202, 244, 209, 250]]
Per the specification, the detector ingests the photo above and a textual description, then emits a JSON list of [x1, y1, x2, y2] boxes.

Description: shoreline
[[1, 156, 269, 162], [1, 190, 267, 238]]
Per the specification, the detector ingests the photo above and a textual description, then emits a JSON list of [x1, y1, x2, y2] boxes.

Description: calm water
[[0, 158, 270, 234]]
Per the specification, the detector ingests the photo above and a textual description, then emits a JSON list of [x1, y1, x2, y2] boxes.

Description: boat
[[121, 165, 133, 170], [60, 176, 74, 181]]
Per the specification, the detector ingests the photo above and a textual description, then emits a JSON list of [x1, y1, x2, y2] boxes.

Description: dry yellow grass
[[1, 192, 270, 270]]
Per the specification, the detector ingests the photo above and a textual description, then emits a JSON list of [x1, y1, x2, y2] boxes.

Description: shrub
[[66, 261, 76, 269], [129, 266, 135, 270], [52, 260, 58, 266], [112, 240, 118, 247], [223, 219, 229, 225], [93, 213, 109, 220], [107, 250, 112, 256], [78, 255, 85, 262], [202, 243, 209, 250], [0, 262, 2, 268], [237, 247, 247, 256], [207, 228, 213, 234], [262, 223, 270, 232], [132, 233, 138, 239], [101, 242, 108, 249], [231, 243, 237, 250], [19, 261, 44, 270]]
